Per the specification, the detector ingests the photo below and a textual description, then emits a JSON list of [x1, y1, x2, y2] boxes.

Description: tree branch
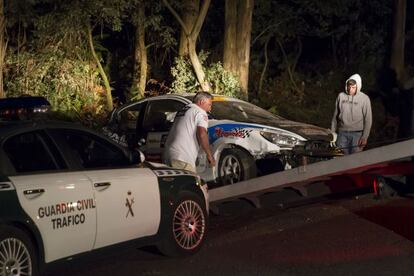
[[162, 0, 190, 36], [191, 0, 210, 40], [258, 36, 270, 98]]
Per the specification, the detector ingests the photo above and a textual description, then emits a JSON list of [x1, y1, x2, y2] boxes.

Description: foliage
[[5, 49, 106, 125], [170, 51, 241, 98], [4, 0, 131, 123]]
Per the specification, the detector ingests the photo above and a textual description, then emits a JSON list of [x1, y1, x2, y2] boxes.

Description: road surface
[[46, 191, 414, 276]]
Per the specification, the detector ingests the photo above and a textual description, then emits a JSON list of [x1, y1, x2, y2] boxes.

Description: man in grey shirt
[[331, 73, 372, 154]]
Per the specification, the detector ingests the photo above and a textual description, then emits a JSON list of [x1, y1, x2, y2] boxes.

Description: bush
[[170, 51, 241, 98], [5, 49, 107, 126]]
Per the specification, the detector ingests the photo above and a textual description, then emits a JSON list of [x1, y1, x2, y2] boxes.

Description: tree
[[130, 1, 148, 100], [163, 0, 211, 92], [0, 0, 6, 98], [223, 0, 253, 100], [390, 0, 406, 84], [178, 0, 199, 56]]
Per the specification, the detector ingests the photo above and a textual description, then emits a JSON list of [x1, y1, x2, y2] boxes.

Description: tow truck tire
[[158, 192, 208, 257], [218, 148, 256, 185], [0, 225, 39, 276]]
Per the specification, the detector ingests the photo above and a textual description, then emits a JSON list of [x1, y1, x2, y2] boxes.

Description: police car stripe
[[153, 170, 193, 176]]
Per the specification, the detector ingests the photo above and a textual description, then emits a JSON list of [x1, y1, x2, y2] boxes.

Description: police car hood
[[214, 117, 333, 142]]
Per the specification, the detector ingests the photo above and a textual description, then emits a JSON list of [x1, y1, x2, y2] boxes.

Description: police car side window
[[54, 130, 130, 169], [3, 131, 60, 173]]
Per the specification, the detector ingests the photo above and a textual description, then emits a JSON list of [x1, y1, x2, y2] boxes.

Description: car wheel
[[218, 148, 256, 185], [158, 192, 207, 257], [0, 226, 38, 276]]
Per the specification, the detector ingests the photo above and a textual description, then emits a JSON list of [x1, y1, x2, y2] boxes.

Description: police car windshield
[[210, 100, 282, 122]]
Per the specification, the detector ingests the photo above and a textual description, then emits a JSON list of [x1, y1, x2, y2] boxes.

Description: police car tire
[[0, 225, 39, 276], [218, 148, 257, 185], [158, 192, 208, 257]]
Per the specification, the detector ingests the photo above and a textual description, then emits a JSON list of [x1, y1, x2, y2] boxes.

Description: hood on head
[[345, 73, 362, 94]]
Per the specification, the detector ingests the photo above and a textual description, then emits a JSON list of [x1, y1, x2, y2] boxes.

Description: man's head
[[193, 91, 213, 112], [346, 79, 357, 95]]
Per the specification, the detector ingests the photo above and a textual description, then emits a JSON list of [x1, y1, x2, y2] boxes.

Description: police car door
[[2, 130, 96, 263], [51, 129, 161, 249], [140, 99, 186, 162]]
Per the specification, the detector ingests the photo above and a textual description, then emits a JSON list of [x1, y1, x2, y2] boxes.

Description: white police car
[[0, 120, 208, 275], [105, 94, 341, 186]]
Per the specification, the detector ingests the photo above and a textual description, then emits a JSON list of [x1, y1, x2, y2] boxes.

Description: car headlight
[[260, 130, 304, 148]]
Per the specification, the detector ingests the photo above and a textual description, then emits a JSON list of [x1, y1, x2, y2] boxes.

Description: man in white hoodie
[[331, 74, 372, 154]]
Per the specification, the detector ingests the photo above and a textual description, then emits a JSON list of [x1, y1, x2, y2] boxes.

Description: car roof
[[0, 119, 103, 140], [117, 93, 244, 109]]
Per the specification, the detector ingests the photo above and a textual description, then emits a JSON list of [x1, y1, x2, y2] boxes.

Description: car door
[[112, 101, 147, 148], [50, 128, 161, 249], [2, 130, 96, 263], [139, 99, 186, 162]]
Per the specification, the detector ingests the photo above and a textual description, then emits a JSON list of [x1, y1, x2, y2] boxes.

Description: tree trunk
[[188, 38, 210, 91], [223, 0, 253, 100], [390, 0, 406, 84], [0, 0, 6, 98], [179, 0, 199, 56], [87, 24, 113, 111], [236, 0, 253, 100], [131, 4, 147, 100], [223, 0, 238, 73], [163, 0, 211, 92]]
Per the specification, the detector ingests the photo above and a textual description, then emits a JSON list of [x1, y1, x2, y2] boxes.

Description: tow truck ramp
[[209, 139, 414, 210]]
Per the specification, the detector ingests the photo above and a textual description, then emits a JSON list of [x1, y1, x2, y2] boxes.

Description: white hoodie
[[331, 74, 372, 139]]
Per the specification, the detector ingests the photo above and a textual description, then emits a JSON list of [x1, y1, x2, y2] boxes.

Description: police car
[[105, 94, 342, 186], [0, 120, 208, 275]]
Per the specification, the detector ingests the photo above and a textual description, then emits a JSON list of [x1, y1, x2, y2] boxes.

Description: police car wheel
[[0, 226, 38, 276], [218, 148, 256, 185], [158, 192, 207, 257]]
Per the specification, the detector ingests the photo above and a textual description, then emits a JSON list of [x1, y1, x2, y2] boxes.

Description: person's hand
[[207, 154, 216, 167], [358, 138, 367, 148]]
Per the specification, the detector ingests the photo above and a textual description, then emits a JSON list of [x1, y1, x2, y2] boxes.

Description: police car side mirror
[[138, 150, 146, 163], [129, 149, 145, 164]]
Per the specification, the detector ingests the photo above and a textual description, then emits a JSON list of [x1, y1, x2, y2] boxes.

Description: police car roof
[[0, 119, 89, 138]]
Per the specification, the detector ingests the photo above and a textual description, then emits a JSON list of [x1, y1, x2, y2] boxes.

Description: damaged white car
[[105, 94, 342, 185]]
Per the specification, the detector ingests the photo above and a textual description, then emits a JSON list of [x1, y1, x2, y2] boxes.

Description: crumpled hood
[[220, 117, 334, 142]]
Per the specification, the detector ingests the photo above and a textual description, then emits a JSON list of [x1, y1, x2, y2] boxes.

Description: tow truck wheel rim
[[0, 238, 32, 276], [172, 199, 206, 250], [220, 155, 242, 184]]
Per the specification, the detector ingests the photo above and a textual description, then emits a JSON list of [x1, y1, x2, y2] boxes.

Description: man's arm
[[196, 126, 216, 167], [359, 97, 373, 147], [331, 95, 340, 132]]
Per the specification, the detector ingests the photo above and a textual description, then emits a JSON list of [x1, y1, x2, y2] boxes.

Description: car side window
[[3, 131, 61, 173], [119, 103, 144, 132], [52, 129, 131, 169], [142, 100, 185, 132]]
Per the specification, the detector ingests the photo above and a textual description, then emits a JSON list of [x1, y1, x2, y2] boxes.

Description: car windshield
[[210, 100, 282, 122]]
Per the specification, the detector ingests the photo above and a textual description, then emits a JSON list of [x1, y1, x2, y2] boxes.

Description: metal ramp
[[209, 139, 414, 209]]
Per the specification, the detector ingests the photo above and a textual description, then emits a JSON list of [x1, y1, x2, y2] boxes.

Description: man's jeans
[[337, 131, 363, 155]]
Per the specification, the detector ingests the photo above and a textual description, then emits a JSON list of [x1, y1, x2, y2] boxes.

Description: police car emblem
[[125, 191, 135, 217]]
